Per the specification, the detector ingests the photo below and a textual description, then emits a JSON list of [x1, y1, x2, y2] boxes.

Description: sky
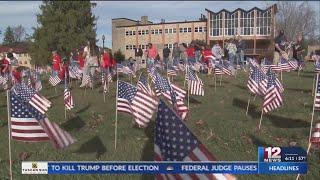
[[0, 1, 319, 48]]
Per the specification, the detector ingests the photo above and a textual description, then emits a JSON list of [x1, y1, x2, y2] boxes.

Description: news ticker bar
[[22, 161, 307, 175]]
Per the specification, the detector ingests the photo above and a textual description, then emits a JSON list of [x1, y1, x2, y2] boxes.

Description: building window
[[179, 28, 183, 33], [188, 27, 191, 32], [256, 9, 271, 35], [210, 13, 223, 36], [195, 27, 203, 33], [240, 11, 254, 35], [203, 27, 207, 32], [173, 28, 176, 33], [125, 30, 135, 36], [126, 45, 134, 50], [159, 29, 162, 34], [165, 29, 168, 33], [225, 12, 238, 36]]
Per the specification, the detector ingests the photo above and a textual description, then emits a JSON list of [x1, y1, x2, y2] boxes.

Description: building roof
[[0, 44, 29, 54], [116, 19, 207, 28], [205, 4, 277, 14], [112, 17, 153, 23]]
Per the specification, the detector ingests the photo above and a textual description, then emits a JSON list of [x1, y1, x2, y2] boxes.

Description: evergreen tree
[[3, 26, 15, 45], [30, 1, 97, 65]]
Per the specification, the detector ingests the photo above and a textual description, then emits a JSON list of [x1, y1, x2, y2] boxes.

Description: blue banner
[[45, 162, 307, 174]]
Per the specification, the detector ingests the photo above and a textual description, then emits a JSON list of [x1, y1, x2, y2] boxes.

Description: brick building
[[112, 4, 277, 59]]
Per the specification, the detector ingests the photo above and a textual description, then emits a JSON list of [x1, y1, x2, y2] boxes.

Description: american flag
[[155, 100, 235, 180], [262, 59, 279, 73], [82, 74, 92, 87], [167, 65, 178, 76], [279, 59, 291, 71], [10, 92, 75, 149], [214, 64, 224, 75], [0, 74, 8, 86], [117, 81, 158, 127], [102, 71, 113, 93], [310, 122, 320, 148], [247, 66, 267, 96], [117, 63, 135, 77], [315, 62, 320, 73], [64, 82, 74, 110], [49, 74, 61, 86], [27, 73, 33, 88], [153, 72, 188, 120], [137, 73, 155, 96], [288, 60, 298, 70], [221, 62, 234, 76], [69, 65, 82, 79], [314, 74, 320, 110], [186, 66, 204, 96], [262, 68, 284, 113], [12, 83, 52, 115]]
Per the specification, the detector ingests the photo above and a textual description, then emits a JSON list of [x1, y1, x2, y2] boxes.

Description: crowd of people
[[1, 29, 320, 90]]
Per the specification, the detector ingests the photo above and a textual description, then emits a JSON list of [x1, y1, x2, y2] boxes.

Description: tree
[[13, 25, 26, 42], [276, 1, 318, 42], [114, 50, 125, 63], [3, 26, 15, 45], [30, 1, 97, 65]]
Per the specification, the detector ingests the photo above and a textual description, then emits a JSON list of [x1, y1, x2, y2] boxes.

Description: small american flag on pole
[[186, 66, 204, 96], [10, 92, 75, 149], [314, 74, 320, 110], [279, 59, 291, 71], [247, 66, 267, 96], [49, 74, 61, 86], [117, 81, 158, 127], [262, 68, 284, 113], [64, 83, 74, 110], [153, 72, 188, 120], [137, 73, 155, 96], [167, 65, 178, 76], [12, 83, 52, 115], [310, 122, 320, 148], [155, 100, 235, 180], [288, 60, 298, 70]]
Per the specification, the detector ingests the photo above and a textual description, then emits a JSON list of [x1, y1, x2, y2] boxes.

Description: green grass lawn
[[0, 62, 319, 180]]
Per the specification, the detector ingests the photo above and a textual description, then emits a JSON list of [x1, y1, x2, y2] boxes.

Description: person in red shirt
[[1, 53, 10, 74], [187, 44, 196, 64], [202, 45, 214, 75], [100, 49, 111, 75], [12, 66, 22, 84], [52, 50, 62, 76], [77, 50, 85, 69], [146, 43, 158, 68]]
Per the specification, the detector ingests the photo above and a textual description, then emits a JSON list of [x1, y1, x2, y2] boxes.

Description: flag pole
[[258, 110, 264, 130], [214, 74, 217, 92], [187, 67, 190, 110], [312, 74, 316, 97], [308, 74, 318, 151], [6, 90, 13, 180], [246, 94, 251, 116], [114, 70, 119, 150]]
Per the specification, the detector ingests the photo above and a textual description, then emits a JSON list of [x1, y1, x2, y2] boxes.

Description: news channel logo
[[263, 147, 282, 162], [22, 162, 48, 174]]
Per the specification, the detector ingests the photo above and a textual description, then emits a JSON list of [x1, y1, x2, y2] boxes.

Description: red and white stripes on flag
[[38, 118, 75, 149], [288, 60, 298, 70], [64, 88, 74, 110], [10, 92, 75, 149], [49, 75, 61, 86], [314, 74, 320, 110], [262, 86, 283, 113], [310, 122, 320, 148], [11, 117, 50, 142]]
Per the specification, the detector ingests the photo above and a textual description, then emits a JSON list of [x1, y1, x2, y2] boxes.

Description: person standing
[[6, 48, 18, 66], [52, 50, 62, 76], [77, 50, 85, 70], [194, 44, 201, 63], [179, 43, 187, 64], [293, 33, 306, 69], [274, 29, 287, 65], [187, 43, 196, 64], [146, 43, 158, 68], [211, 41, 224, 62], [202, 45, 214, 74], [226, 39, 237, 68], [101, 49, 111, 75], [172, 43, 181, 66], [80, 41, 92, 87], [135, 47, 143, 69], [236, 37, 246, 71], [163, 46, 171, 68]]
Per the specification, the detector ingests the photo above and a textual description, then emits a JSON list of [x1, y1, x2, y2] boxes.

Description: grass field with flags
[[0, 62, 319, 180]]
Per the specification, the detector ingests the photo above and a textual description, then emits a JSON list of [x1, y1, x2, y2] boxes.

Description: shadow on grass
[[300, 74, 314, 78], [189, 97, 202, 104], [268, 115, 309, 128], [61, 116, 85, 131], [234, 84, 247, 90], [76, 104, 91, 114], [232, 97, 309, 128], [232, 97, 260, 119], [249, 135, 271, 147], [287, 88, 312, 94], [47, 94, 62, 100], [208, 84, 225, 88], [140, 121, 155, 180], [74, 136, 106, 159]]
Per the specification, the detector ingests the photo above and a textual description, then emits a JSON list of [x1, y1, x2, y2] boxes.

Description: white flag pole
[[7, 90, 13, 180], [114, 70, 119, 150]]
